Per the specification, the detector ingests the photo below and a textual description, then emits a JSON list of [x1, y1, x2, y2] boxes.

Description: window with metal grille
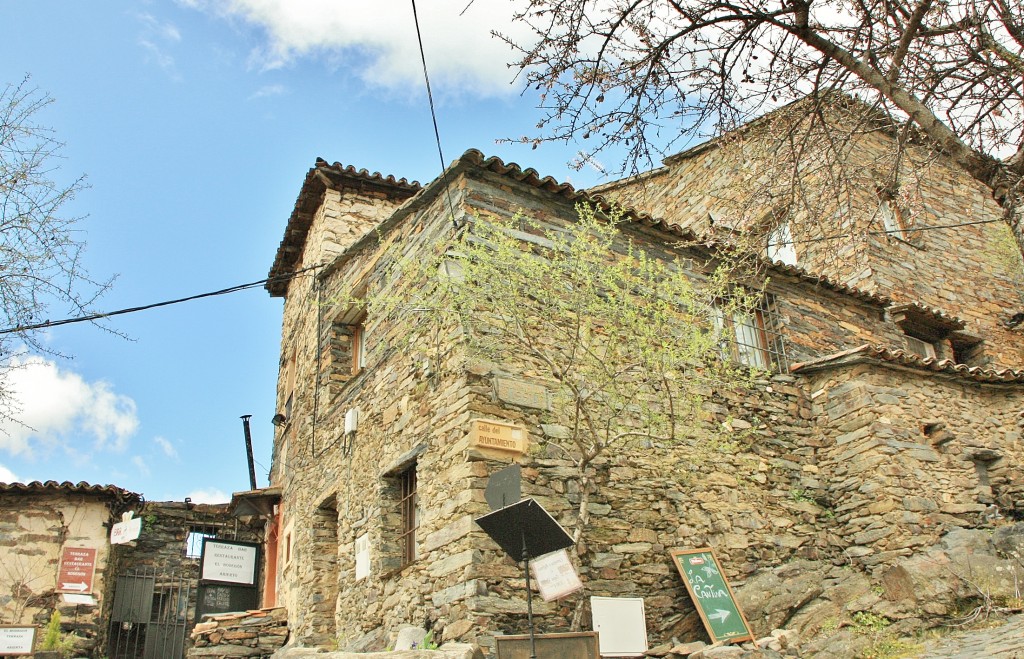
[[713, 296, 788, 371], [185, 525, 218, 559], [397, 465, 418, 568]]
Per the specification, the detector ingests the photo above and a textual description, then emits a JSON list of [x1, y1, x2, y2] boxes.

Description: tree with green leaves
[[365, 204, 762, 626]]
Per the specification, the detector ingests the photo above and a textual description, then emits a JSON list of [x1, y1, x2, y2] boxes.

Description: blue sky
[[0, 1, 615, 502]]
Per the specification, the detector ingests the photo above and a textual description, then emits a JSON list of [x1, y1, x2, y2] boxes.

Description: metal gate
[[108, 567, 193, 659]]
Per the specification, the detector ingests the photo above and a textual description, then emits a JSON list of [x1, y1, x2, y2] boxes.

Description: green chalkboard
[[670, 548, 753, 644]]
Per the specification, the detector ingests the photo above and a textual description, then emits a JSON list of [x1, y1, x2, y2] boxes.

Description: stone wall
[[0, 483, 137, 656], [805, 363, 1024, 565], [599, 118, 1024, 370], [106, 501, 263, 657], [267, 152, 1024, 656], [189, 607, 288, 658]]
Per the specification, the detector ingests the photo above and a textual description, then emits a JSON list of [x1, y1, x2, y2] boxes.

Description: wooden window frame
[[713, 305, 772, 370]]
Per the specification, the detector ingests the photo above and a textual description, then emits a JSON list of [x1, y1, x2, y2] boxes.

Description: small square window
[[878, 198, 910, 241], [905, 335, 937, 359], [765, 222, 797, 265], [185, 526, 217, 559]]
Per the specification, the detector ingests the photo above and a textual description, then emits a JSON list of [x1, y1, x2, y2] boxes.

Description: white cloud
[[154, 436, 178, 459], [187, 487, 230, 504], [248, 84, 287, 100], [131, 455, 151, 476], [136, 12, 183, 79], [182, 0, 532, 95], [0, 355, 139, 456], [0, 463, 20, 483]]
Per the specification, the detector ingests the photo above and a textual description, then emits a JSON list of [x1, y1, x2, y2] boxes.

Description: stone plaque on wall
[[494, 377, 550, 410], [469, 419, 529, 455]]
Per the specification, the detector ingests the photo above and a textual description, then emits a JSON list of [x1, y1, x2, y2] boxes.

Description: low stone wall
[[189, 608, 288, 658]]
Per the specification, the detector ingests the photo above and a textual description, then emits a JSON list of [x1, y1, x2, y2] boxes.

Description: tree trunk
[[569, 471, 593, 632]]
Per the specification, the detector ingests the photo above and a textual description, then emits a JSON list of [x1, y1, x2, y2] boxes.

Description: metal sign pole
[[523, 530, 537, 659]]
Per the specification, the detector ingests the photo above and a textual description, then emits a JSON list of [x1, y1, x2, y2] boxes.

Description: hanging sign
[[57, 547, 96, 594], [110, 511, 142, 545], [670, 548, 753, 644], [532, 549, 583, 601]]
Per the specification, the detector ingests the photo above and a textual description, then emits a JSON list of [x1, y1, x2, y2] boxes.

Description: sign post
[[670, 548, 753, 644]]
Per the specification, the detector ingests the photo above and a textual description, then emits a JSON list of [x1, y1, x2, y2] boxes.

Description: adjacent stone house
[[0, 480, 139, 655], [262, 112, 1024, 654]]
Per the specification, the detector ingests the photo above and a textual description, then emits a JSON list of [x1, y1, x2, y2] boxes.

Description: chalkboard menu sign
[[670, 548, 753, 644]]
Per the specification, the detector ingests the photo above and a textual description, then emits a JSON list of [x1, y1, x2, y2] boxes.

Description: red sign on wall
[[57, 547, 96, 594]]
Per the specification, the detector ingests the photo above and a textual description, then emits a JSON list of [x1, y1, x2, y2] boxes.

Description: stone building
[[262, 110, 1024, 654], [0, 480, 139, 655], [0, 481, 260, 658]]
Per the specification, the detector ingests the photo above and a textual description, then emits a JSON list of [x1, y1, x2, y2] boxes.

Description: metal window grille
[[714, 296, 788, 372], [184, 526, 217, 559], [398, 466, 418, 567]]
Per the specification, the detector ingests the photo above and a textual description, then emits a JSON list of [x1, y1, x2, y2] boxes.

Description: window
[[283, 346, 297, 420], [712, 297, 787, 371], [326, 311, 367, 390], [397, 465, 418, 568], [904, 335, 937, 359], [185, 526, 217, 559], [878, 198, 910, 241], [353, 320, 366, 372], [765, 221, 797, 265]]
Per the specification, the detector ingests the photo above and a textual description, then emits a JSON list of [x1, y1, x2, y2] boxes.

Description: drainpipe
[[241, 415, 258, 491]]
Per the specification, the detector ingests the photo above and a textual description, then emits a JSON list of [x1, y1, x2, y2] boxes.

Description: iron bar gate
[[108, 567, 192, 659]]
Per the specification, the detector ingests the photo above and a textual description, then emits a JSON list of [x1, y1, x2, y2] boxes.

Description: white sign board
[[531, 549, 583, 601], [200, 540, 258, 585], [591, 596, 648, 657], [354, 534, 370, 581], [62, 593, 97, 606], [0, 626, 35, 655], [110, 517, 142, 545]]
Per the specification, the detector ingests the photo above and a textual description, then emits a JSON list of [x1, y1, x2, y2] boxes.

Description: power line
[[410, 0, 459, 230], [0, 265, 320, 336], [765, 216, 1004, 248], [1, 215, 1004, 336]]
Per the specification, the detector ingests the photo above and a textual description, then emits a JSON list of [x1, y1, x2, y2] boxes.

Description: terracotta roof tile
[[266, 159, 421, 296], [790, 344, 1024, 383], [0, 480, 141, 501], [460, 149, 891, 308]]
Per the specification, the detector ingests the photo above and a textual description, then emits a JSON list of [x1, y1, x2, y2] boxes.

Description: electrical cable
[[410, 0, 460, 230], [0, 265, 321, 335], [0, 215, 1007, 336], [765, 217, 1003, 248]]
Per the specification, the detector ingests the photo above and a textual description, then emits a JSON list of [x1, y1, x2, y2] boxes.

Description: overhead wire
[[0, 265, 321, 335], [410, 0, 460, 230], [765, 216, 1004, 249]]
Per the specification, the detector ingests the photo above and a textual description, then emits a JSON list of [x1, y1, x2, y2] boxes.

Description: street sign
[[670, 548, 753, 644], [57, 547, 96, 594]]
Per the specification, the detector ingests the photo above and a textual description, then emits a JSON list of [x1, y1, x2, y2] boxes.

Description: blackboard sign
[[196, 583, 258, 619], [670, 548, 753, 644]]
